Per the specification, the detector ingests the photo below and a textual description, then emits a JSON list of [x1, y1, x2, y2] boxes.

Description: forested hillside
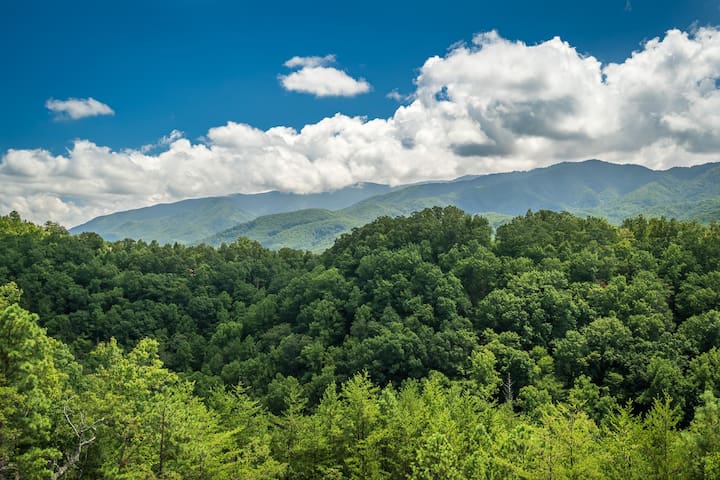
[[70, 183, 396, 244], [203, 160, 720, 250], [71, 160, 720, 251], [2, 207, 720, 479]]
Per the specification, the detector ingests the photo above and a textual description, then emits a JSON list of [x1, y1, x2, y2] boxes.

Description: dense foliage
[[2, 206, 720, 479]]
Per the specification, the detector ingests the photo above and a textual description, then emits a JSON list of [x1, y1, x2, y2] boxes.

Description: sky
[[2, 0, 720, 227]]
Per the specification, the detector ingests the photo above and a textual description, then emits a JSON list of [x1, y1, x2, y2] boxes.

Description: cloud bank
[[45, 97, 115, 120], [5, 28, 720, 227], [279, 55, 371, 97]]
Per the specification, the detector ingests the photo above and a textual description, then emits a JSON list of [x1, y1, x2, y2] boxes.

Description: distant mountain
[[69, 183, 396, 243], [72, 160, 720, 250], [201, 207, 515, 252], [203, 160, 720, 251], [202, 208, 361, 251]]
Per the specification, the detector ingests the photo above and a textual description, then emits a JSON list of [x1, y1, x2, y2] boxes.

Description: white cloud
[[5, 28, 720, 227], [139, 129, 185, 153], [284, 54, 336, 68], [279, 55, 371, 97], [159, 129, 184, 145], [386, 89, 413, 102], [45, 97, 115, 120]]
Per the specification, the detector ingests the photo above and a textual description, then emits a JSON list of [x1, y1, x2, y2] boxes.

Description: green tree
[[0, 287, 71, 479], [641, 397, 683, 480], [341, 372, 384, 480], [529, 403, 605, 479]]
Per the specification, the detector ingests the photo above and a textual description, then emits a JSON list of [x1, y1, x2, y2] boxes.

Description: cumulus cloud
[[5, 28, 720, 226], [45, 97, 115, 120], [279, 55, 371, 97]]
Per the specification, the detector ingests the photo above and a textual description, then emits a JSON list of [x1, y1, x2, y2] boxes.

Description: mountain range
[[70, 182, 395, 244], [70, 159, 720, 251]]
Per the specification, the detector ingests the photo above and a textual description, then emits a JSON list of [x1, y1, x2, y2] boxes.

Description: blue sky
[[2, 0, 717, 153], [2, 0, 720, 226]]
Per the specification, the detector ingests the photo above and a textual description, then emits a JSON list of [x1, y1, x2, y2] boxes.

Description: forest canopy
[[1, 207, 720, 479]]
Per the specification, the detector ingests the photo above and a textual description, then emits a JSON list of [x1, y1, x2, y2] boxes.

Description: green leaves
[[0, 290, 73, 479], [5, 205, 720, 478]]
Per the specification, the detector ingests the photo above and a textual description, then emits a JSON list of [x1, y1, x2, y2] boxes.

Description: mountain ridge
[[70, 182, 397, 243], [203, 159, 720, 250], [69, 159, 720, 250]]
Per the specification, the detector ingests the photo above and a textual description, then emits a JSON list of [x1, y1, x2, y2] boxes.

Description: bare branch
[[52, 406, 105, 480], [63, 405, 80, 438]]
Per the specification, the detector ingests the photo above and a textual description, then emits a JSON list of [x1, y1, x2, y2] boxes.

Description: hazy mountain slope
[[70, 183, 395, 243], [582, 162, 720, 222], [73, 160, 720, 250], [204, 160, 720, 251], [202, 204, 505, 252], [204, 208, 358, 251], [202, 204, 515, 250], [357, 159, 659, 215], [69, 197, 256, 243]]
